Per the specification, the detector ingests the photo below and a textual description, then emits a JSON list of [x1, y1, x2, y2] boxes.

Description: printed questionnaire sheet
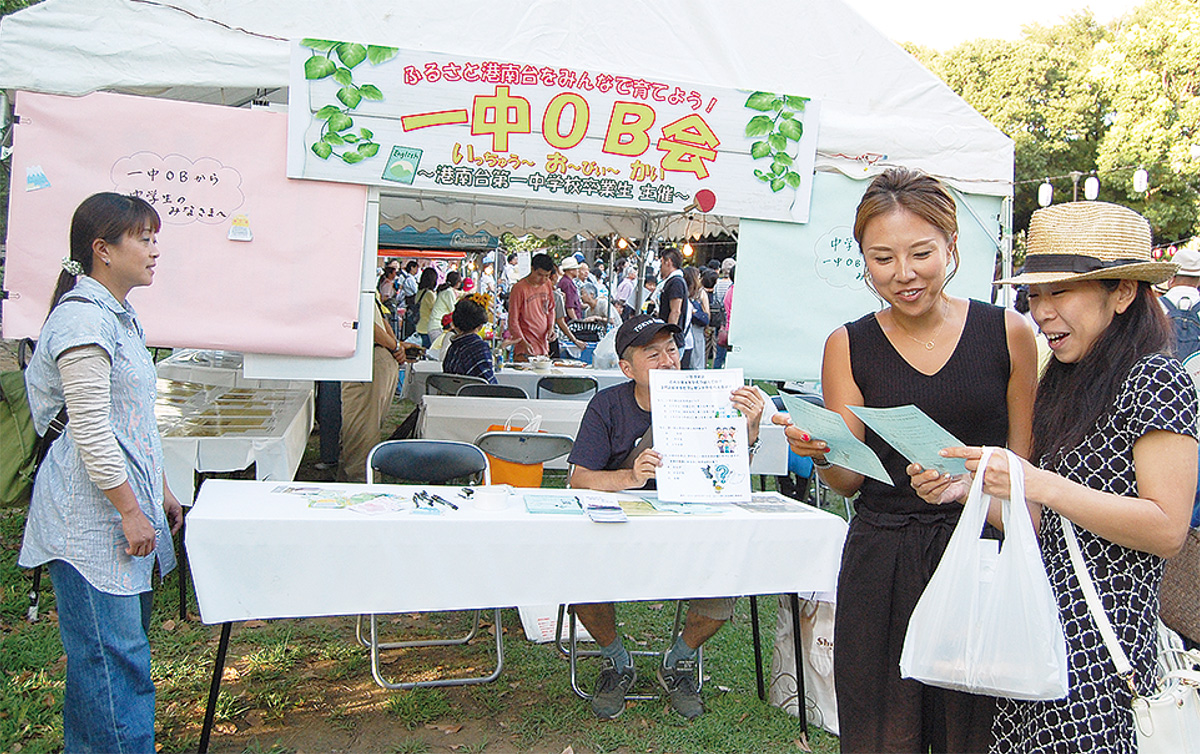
[[649, 369, 750, 503], [778, 394, 892, 484], [848, 404, 970, 476]]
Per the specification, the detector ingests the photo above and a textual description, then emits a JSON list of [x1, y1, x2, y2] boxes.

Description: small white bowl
[[472, 485, 512, 511]]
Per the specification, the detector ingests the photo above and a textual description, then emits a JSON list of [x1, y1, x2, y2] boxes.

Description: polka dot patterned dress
[[991, 354, 1198, 753]]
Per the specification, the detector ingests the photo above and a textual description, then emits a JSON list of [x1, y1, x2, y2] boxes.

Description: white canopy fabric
[[0, 0, 1013, 239]]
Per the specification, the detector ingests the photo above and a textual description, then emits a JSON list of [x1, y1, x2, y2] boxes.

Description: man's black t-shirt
[[658, 271, 688, 349], [567, 380, 651, 479]]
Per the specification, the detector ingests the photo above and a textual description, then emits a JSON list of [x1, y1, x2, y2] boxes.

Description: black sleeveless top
[[846, 299, 1011, 518]]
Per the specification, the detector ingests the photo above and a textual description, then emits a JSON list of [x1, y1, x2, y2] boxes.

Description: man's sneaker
[[656, 658, 703, 720], [590, 659, 636, 719]]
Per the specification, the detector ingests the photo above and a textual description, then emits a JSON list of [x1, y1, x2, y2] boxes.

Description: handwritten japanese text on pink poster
[[2, 91, 367, 356], [287, 41, 819, 223]]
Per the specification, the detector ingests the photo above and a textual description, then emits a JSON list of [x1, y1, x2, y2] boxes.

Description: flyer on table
[[649, 369, 751, 503]]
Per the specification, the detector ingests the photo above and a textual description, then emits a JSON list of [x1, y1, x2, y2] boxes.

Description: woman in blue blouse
[[20, 193, 183, 753]]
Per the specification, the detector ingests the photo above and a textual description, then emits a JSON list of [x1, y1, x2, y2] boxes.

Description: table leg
[[176, 506, 189, 622], [198, 622, 233, 754], [750, 595, 765, 701], [789, 593, 809, 738]]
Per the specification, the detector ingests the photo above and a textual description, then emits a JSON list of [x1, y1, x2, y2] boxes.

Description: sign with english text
[[287, 40, 819, 223]]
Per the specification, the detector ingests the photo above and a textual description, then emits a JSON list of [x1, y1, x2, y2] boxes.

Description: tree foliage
[[1091, 0, 1200, 242], [912, 2, 1200, 244]]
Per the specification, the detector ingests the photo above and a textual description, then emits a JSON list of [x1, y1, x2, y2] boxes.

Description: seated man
[[567, 314, 765, 721]]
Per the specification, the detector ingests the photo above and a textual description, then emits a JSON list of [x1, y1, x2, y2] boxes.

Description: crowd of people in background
[[373, 246, 738, 371]]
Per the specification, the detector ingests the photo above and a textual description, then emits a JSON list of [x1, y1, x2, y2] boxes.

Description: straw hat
[[997, 202, 1176, 286]]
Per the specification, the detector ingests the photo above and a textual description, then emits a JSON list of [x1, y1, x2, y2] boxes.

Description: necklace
[[896, 298, 950, 351]]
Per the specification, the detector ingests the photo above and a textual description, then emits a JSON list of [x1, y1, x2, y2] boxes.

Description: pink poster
[[4, 91, 367, 357]]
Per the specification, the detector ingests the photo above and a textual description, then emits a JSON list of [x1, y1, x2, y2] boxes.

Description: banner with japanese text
[[287, 41, 819, 223]]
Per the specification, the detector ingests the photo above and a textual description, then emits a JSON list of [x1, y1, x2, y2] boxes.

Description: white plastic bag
[[592, 326, 618, 370], [899, 447, 1068, 700]]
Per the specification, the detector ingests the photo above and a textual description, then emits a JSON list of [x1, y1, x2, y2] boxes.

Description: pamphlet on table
[[649, 369, 751, 503]]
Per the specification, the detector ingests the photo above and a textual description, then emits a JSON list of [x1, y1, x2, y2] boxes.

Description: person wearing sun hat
[[914, 201, 1198, 753]]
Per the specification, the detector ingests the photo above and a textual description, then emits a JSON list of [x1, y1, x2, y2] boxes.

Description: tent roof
[[0, 0, 1013, 237]]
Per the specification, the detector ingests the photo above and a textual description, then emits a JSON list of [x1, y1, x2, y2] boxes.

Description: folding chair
[[554, 603, 704, 702], [357, 439, 503, 690], [535, 375, 599, 401], [426, 372, 488, 396], [551, 471, 702, 702], [457, 383, 528, 399], [475, 430, 574, 487]]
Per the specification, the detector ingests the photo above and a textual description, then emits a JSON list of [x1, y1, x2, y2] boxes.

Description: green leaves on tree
[[301, 39, 397, 163], [743, 91, 807, 192]]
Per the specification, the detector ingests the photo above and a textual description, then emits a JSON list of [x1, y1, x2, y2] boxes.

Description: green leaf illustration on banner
[[337, 86, 362, 108], [744, 90, 808, 193], [745, 92, 777, 111], [366, 45, 400, 65], [335, 43, 368, 69], [301, 39, 338, 52], [301, 39, 393, 166], [745, 115, 773, 137], [304, 56, 336, 80]]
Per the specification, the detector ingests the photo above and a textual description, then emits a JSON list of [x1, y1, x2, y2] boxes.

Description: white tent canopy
[[0, 0, 1013, 240]]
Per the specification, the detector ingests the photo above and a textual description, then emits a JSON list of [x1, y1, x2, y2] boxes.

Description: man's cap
[[1172, 244, 1200, 276], [616, 314, 680, 357], [559, 256, 580, 271], [721, 257, 736, 272]]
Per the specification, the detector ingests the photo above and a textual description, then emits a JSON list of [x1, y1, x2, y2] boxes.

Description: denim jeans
[[49, 560, 155, 754], [712, 343, 728, 369]]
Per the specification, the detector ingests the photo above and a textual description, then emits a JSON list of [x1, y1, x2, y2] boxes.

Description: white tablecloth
[[185, 480, 848, 624], [156, 379, 314, 504], [418, 394, 789, 474], [402, 359, 628, 402]]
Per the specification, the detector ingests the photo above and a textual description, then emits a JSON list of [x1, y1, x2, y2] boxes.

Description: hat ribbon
[[1023, 253, 1147, 274]]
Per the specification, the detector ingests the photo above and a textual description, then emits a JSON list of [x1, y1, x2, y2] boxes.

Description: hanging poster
[[287, 40, 819, 224], [3, 91, 368, 357]]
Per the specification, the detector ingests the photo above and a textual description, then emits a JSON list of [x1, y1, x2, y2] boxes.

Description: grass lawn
[[0, 373, 845, 753]]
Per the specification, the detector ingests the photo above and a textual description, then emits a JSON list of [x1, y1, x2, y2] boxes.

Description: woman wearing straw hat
[[775, 167, 1039, 752], [916, 201, 1198, 753]]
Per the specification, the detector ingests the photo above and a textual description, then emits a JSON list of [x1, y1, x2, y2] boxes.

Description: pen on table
[[430, 493, 459, 510]]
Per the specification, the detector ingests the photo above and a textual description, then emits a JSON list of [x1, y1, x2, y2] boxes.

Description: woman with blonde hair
[[775, 167, 1038, 752]]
